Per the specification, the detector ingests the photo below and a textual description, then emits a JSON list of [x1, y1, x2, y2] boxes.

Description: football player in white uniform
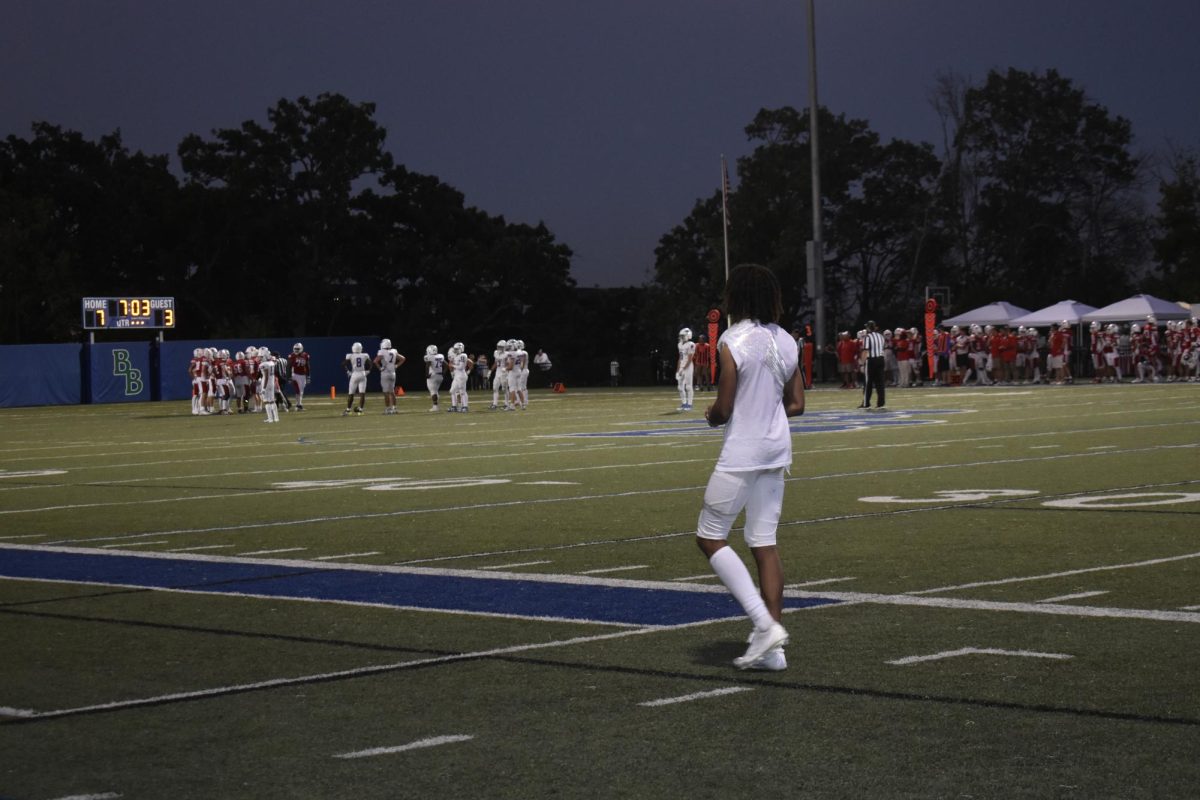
[[676, 327, 696, 410], [501, 339, 519, 410], [447, 342, 474, 412], [258, 351, 280, 423], [511, 339, 529, 410], [424, 344, 446, 411], [342, 342, 374, 415], [490, 338, 508, 410], [374, 338, 406, 415]]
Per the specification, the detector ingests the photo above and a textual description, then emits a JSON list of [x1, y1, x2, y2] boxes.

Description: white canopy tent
[[942, 301, 1031, 327], [1080, 294, 1190, 323], [1009, 300, 1098, 328]]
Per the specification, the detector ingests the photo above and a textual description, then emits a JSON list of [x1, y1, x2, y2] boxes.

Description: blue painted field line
[[0, 546, 839, 627]]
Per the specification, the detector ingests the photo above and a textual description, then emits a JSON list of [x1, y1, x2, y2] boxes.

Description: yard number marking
[[1042, 492, 1200, 509]]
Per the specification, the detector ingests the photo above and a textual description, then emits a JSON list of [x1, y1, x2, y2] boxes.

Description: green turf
[[2, 384, 1199, 798]]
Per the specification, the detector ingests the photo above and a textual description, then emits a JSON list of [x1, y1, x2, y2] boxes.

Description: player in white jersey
[[698, 265, 804, 671], [374, 339, 406, 415], [676, 327, 696, 411], [447, 342, 474, 412], [501, 339, 520, 410], [342, 342, 374, 416], [490, 339, 508, 410], [510, 339, 529, 410], [424, 344, 446, 411], [258, 352, 280, 423]]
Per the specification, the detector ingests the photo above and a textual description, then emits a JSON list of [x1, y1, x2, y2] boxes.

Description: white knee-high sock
[[708, 546, 772, 631]]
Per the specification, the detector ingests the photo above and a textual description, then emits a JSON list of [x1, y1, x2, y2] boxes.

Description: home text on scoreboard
[[82, 297, 176, 330]]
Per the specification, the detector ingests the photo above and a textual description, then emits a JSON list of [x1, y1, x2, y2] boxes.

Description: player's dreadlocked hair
[[724, 263, 783, 325]]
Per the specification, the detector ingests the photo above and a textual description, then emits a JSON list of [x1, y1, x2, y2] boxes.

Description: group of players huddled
[[188, 344, 311, 421], [190, 337, 536, 419], [834, 314, 1200, 389]]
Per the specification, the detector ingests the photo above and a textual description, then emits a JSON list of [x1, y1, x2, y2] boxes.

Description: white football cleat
[[734, 622, 788, 669]]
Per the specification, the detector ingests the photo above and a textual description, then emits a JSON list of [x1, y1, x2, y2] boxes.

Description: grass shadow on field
[[691, 639, 746, 667]]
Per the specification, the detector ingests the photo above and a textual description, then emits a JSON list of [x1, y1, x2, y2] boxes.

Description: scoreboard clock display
[[82, 297, 176, 329]]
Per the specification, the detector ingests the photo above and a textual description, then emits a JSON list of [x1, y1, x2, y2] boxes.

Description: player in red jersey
[[287, 343, 311, 410], [188, 348, 209, 415], [693, 334, 712, 392]]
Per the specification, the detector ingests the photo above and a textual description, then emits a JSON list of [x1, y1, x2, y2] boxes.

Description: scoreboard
[[82, 297, 176, 330]]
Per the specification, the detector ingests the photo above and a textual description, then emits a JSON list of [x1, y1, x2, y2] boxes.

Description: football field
[[2, 384, 1199, 798]]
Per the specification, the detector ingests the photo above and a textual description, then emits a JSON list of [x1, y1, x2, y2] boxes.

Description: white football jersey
[[678, 340, 696, 366], [424, 353, 445, 376], [514, 349, 528, 371], [494, 348, 507, 371], [345, 352, 371, 373], [450, 352, 469, 375], [377, 349, 401, 373]]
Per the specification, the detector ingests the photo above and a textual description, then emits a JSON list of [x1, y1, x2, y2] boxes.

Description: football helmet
[[1090, 321, 1101, 331], [193, 348, 203, 358], [496, 339, 507, 350], [970, 324, 982, 335], [380, 338, 392, 350], [351, 342, 363, 354], [950, 326, 960, 335], [235, 351, 245, 360], [453, 341, 464, 354], [219, 349, 230, 359], [1107, 324, 1119, 334], [909, 327, 918, 336], [506, 339, 517, 351], [1131, 324, 1142, 334], [984, 325, 994, 334], [1146, 315, 1157, 325], [426, 344, 438, 356], [516, 339, 524, 350], [293, 343, 303, 354], [678, 327, 692, 342]]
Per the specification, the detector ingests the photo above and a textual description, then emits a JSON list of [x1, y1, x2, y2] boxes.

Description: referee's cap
[[866, 319, 878, 330]]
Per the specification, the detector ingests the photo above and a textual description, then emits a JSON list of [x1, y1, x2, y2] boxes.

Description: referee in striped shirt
[[860, 321, 886, 410]]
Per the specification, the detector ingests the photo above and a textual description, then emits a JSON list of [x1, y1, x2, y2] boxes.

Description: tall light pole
[[805, 0, 826, 380]]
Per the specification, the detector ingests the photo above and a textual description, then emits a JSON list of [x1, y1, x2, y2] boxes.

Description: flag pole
[[721, 155, 731, 283]]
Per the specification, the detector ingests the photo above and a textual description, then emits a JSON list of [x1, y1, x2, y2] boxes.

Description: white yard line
[[797, 588, 1200, 625], [100, 541, 169, 549], [312, 552, 382, 561], [638, 687, 754, 707], [887, 647, 1073, 666], [239, 547, 308, 556], [166, 544, 236, 553], [333, 735, 474, 759], [671, 573, 721, 582], [1178, 605, 1200, 612], [0, 534, 44, 540], [579, 565, 650, 575], [46, 793, 121, 800], [476, 561, 552, 571], [909, 551, 1200, 596], [0, 705, 39, 717], [13, 625, 669, 720], [785, 577, 857, 588], [1036, 590, 1109, 604]]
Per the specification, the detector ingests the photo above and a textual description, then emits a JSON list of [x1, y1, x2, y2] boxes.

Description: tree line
[[1, 68, 1197, 384]]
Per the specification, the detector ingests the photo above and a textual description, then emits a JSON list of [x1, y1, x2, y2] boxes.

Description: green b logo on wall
[[112, 349, 144, 396]]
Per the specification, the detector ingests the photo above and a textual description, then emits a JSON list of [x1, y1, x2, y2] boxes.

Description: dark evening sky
[[4, 1, 1198, 286]]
